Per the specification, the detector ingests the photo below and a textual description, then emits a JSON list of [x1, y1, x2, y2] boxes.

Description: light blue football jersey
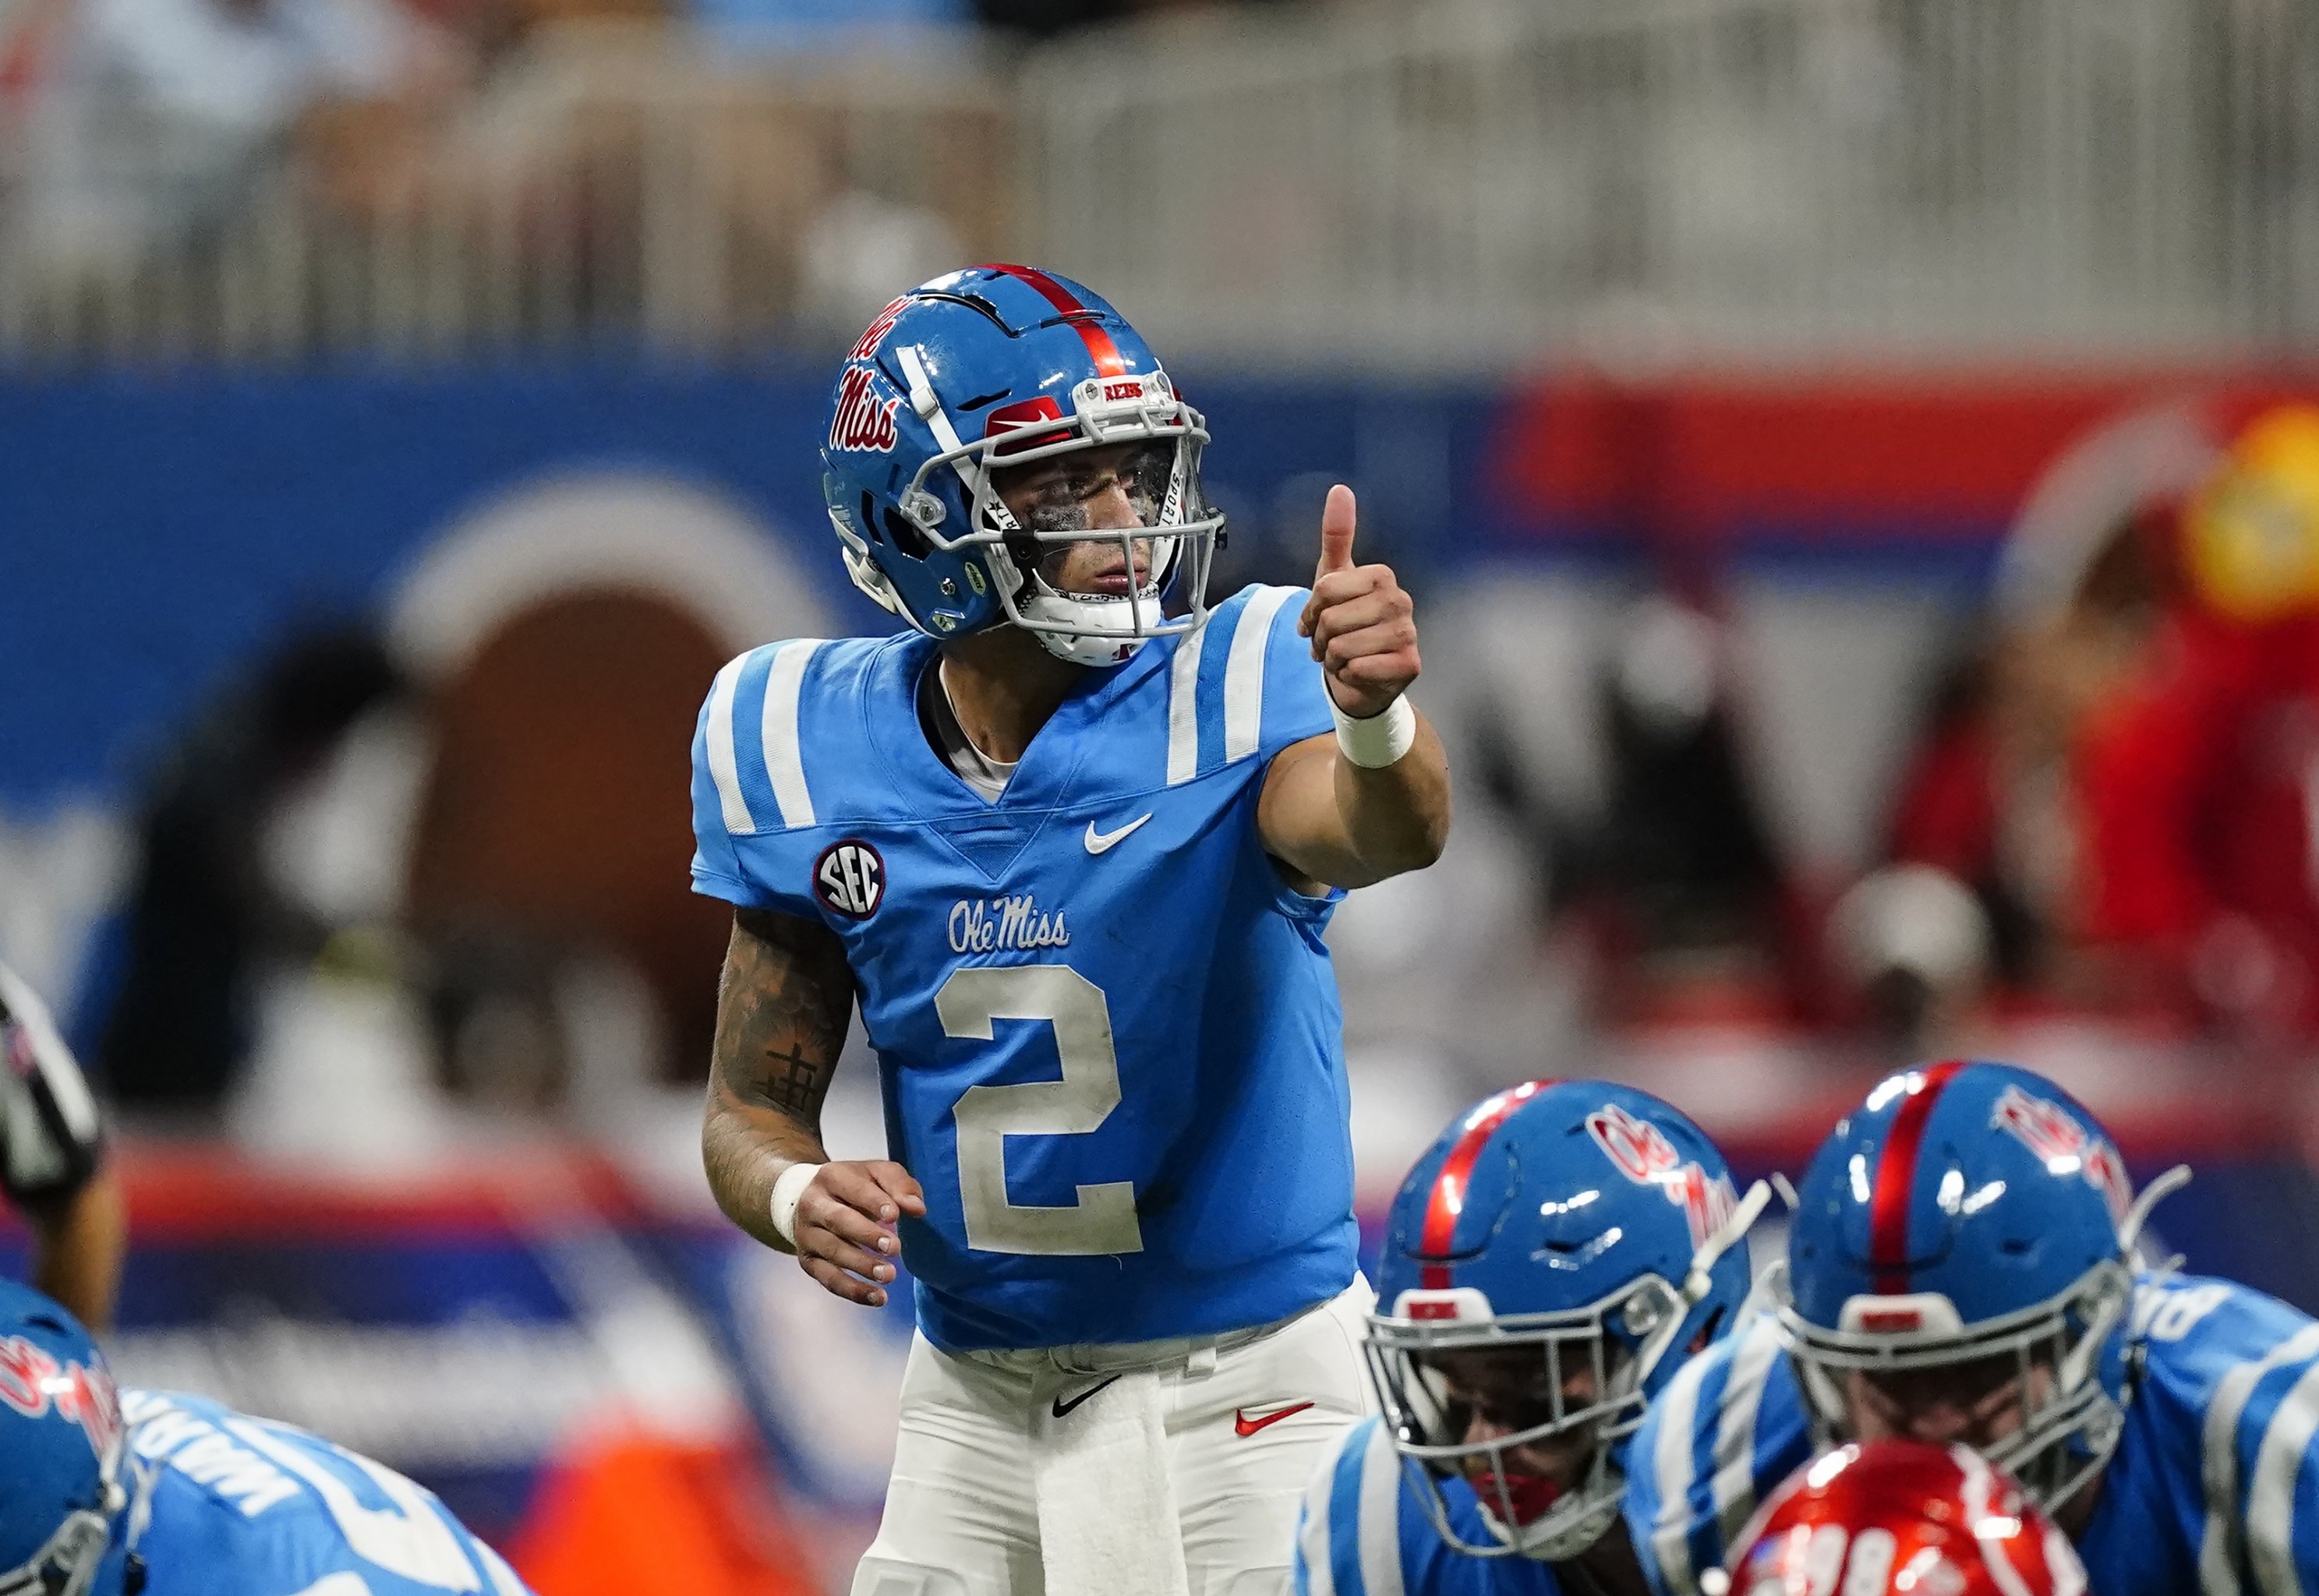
[[688, 584, 1360, 1351], [1624, 1276, 2319, 1596], [1294, 1416, 1566, 1596], [123, 1390, 532, 1596]]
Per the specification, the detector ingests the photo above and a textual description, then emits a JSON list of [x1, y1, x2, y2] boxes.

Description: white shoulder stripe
[[1711, 1316, 1784, 1552], [1297, 1443, 1339, 1596], [2250, 1359, 2319, 1596], [2201, 1321, 2319, 1596], [1356, 1418, 1405, 1596], [705, 655, 757, 835], [1165, 622, 1207, 786], [1224, 585, 1300, 764], [1651, 1334, 1718, 1596], [759, 640, 824, 830]]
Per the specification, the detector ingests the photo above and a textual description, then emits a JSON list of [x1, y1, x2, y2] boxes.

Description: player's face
[[1841, 1351, 2054, 1450], [1428, 1344, 1615, 1520], [991, 441, 1170, 598]]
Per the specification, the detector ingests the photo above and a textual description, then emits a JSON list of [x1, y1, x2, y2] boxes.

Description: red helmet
[[1721, 1440, 2087, 1596]]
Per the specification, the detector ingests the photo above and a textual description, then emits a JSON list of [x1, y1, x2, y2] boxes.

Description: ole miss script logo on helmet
[[813, 840, 885, 920], [1990, 1084, 2132, 1227], [0, 1336, 122, 1461], [1587, 1102, 1737, 1251], [829, 367, 901, 453]]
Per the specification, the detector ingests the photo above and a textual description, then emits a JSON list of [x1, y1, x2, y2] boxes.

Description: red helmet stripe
[[979, 263, 1129, 377], [1416, 1080, 1554, 1284], [1869, 1059, 1967, 1294]]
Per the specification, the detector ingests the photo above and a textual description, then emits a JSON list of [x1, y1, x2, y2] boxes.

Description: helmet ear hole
[[863, 493, 933, 562]]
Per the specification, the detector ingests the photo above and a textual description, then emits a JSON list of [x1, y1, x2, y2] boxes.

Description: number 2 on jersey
[[936, 965, 1143, 1257]]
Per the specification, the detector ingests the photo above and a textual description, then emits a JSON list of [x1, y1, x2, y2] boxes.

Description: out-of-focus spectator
[[6, 0, 460, 278], [0, 959, 123, 1329], [94, 625, 413, 1117], [1870, 401, 2319, 1040], [1567, 595, 1789, 1021], [2068, 405, 2319, 1033]]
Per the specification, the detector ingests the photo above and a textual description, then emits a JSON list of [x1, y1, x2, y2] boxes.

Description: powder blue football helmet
[[1368, 1079, 1767, 1561], [819, 264, 1222, 667], [0, 1282, 140, 1596], [1776, 1059, 2185, 1513]]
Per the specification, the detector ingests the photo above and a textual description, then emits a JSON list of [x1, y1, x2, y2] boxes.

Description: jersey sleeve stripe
[[1325, 1419, 1374, 1596], [1354, 1417, 1407, 1596], [1224, 584, 1299, 764], [1166, 621, 1208, 786], [2249, 1358, 2319, 1596], [1296, 1438, 1342, 1596], [1710, 1315, 1784, 1552], [758, 639, 824, 829], [704, 655, 758, 835], [1649, 1332, 1719, 1596], [2202, 1322, 2319, 1596]]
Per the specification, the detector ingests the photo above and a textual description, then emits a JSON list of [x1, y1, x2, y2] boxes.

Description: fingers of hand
[[801, 1253, 889, 1308], [1309, 579, 1413, 666], [866, 1160, 928, 1216], [818, 1161, 906, 1224], [1303, 567, 1388, 649], [1314, 484, 1358, 578]]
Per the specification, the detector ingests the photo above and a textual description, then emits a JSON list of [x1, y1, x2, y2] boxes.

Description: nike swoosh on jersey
[[1083, 814, 1154, 854], [1052, 1375, 1123, 1419], [1233, 1401, 1315, 1437]]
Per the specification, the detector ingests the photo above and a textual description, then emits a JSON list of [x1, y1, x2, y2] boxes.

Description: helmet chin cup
[[1471, 1464, 1625, 1562]]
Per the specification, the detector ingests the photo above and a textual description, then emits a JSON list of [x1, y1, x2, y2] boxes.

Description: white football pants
[[850, 1277, 1376, 1596]]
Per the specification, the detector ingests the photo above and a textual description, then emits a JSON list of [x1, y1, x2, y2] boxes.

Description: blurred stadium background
[[9, 0, 2319, 1587]]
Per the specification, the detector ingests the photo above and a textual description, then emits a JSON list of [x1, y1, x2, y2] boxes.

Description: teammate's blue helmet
[[1776, 1059, 2178, 1513], [1368, 1079, 1765, 1562], [0, 1282, 137, 1596], [819, 264, 1222, 668]]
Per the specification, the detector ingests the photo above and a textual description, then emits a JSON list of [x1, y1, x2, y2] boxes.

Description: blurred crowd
[[0, 0, 1279, 351]]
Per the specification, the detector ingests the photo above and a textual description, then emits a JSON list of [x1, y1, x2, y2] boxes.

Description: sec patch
[[813, 839, 885, 920]]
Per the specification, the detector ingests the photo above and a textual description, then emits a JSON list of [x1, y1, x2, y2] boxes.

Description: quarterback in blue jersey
[[1624, 1058, 2319, 1596], [688, 266, 1451, 1595], [0, 1281, 532, 1596], [1294, 1081, 1767, 1596]]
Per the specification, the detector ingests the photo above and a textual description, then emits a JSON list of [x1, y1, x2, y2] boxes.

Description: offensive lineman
[[0, 1280, 533, 1596], [1625, 1058, 2319, 1596], [1296, 1079, 1766, 1596], [688, 267, 1451, 1596]]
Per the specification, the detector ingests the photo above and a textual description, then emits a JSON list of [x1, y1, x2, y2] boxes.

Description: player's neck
[[1557, 1527, 1653, 1596], [936, 627, 1086, 766], [2051, 1464, 2106, 1541]]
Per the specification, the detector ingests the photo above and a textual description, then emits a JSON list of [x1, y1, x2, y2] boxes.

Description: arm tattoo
[[702, 907, 857, 1248]]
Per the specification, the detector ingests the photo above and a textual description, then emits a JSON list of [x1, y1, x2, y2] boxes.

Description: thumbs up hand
[[1296, 485, 1420, 719]]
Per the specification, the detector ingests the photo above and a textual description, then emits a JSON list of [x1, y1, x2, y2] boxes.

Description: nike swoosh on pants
[[1232, 1402, 1315, 1437]]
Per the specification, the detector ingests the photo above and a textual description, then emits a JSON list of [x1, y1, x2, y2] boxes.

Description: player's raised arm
[[702, 906, 924, 1307], [1258, 484, 1451, 889]]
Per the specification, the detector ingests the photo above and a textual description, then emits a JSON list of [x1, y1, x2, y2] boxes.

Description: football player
[[0, 1280, 533, 1596], [1296, 1080, 1767, 1596], [688, 266, 1451, 1595], [1717, 1439, 2087, 1596], [1625, 1058, 2319, 1596]]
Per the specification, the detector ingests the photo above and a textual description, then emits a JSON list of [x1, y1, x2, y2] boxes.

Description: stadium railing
[[2, 0, 2317, 368]]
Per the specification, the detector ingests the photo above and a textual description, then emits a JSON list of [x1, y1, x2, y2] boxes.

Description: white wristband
[[1333, 694, 1417, 768], [769, 1162, 822, 1248]]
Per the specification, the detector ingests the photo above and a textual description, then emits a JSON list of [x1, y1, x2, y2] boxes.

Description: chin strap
[[2119, 1163, 2192, 1259], [1683, 1178, 1776, 1305]]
